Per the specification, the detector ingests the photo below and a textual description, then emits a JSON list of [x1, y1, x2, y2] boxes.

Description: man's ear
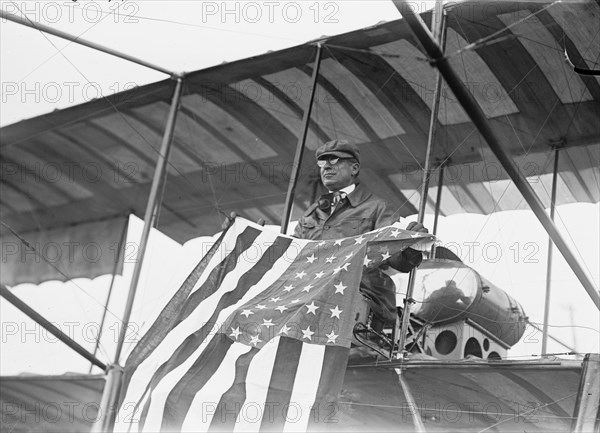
[[351, 162, 360, 176]]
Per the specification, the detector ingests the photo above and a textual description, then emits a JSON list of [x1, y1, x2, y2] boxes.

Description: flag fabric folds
[[115, 218, 434, 432]]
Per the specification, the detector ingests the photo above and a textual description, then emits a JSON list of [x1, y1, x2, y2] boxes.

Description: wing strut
[[92, 78, 184, 433], [393, 0, 600, 309], [541, 146, 560, 354], [431, 163, 445, 258], [397, 1, 447, 362], [280, 43, 323, 234]]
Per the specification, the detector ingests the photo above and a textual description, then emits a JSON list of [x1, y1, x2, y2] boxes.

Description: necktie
[[331, 191, 342, 213]]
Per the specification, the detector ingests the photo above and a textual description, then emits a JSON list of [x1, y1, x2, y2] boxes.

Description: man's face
[[319, 156, 359, 191]]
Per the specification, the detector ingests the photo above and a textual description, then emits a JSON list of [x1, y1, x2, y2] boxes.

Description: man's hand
[[405, 221, 429, 233]]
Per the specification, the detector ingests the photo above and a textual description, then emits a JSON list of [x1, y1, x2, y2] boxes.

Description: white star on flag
[[241, 309, 253, 317], [301, 326, 314, 340], [363, 256, 372, 267], [333, 239, 343, 246], [295, 271, 306, 279], [305, 301, 319, 314], [326, 331, 339, 343], [269, 297, 281, 303], [354, 235, 366, 245], [279, 324, 290, 335], [262, 319, 274, 328], [330, 306, 343, 319], [302, 284, 314, 293], [256, 304, 267, 310], [391, 229, 401, 238], [314, 271, 325, 279], [283, 284, 294, 292], [306, 254, 317, 263], [381, 251, 391, 261], [230, 326, 241, 339], [249, 335, 262, 346], [344, 253, 353, 260], [325, 255, 336, 263], [275, 305, 288, 313], [334, 282, 347, 294]]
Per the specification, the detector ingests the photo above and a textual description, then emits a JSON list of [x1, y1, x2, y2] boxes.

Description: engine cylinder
[[408, 259, 527, 347]]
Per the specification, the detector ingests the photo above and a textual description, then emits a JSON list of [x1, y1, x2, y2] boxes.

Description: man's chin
[[322, 179, 338, 190]]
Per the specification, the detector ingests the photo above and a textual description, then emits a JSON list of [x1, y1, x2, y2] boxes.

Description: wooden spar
[[542, 147, 560, 354], [280, 44, 323, 234], [397, 1, 446, 359], [113, 77, 183, 364], [431, 163, 445, 258], [92, 78, 183, 433]]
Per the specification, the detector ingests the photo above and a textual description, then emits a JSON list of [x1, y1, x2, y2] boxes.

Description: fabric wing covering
[[1, 3, 598, 274], [114, 218, 434, 432], [0, 374, 105, 433], [340, 355, 585, 432]]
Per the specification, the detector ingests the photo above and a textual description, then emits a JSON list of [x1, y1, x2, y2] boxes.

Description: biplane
[[0, 1, 599, 432]]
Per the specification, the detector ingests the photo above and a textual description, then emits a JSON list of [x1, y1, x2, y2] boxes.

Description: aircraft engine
[[407, 259, 528, 359]]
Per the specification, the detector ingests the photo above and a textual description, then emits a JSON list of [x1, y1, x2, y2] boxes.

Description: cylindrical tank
[[408, 259, 527, 347]]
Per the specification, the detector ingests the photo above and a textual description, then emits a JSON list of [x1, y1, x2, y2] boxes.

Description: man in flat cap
[[294, 139, 426, 241], [294, 139, 428, 329]]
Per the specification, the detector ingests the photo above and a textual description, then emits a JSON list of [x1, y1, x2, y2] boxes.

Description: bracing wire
[[444, 1, 561, 60]]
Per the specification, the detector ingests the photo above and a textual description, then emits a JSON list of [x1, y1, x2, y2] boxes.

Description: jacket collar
[[345, 182, 372, 207]]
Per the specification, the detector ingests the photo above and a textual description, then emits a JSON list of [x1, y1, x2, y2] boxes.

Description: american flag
[[115, 218, 434, 432]]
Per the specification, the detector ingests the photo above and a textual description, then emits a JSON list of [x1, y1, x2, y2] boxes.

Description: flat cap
[[315, 139, 360, 162]]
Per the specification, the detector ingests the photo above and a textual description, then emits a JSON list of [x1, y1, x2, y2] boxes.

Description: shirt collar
[[329, 184, 355, 196]]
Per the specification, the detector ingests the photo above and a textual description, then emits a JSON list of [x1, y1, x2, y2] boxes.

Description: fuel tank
[[408, 259, 527, 347]]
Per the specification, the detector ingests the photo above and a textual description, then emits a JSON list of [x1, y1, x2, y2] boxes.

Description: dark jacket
[[293, 183, 395, 240]]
